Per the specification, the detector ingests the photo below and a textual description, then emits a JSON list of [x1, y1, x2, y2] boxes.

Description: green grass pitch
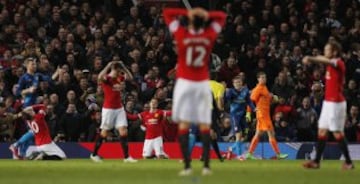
[[0, 159, 358, 184]]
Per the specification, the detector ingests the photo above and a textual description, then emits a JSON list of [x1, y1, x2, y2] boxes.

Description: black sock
[[314, 136, 327, 164], [43, 155, 62, 160], [93, 137, 104, 156], [337, 137, 352, 164], [211, 139, 222, 161], [201, 132, 211, 168], [120, 136, 129, 158], [178, 131, 190, 169]]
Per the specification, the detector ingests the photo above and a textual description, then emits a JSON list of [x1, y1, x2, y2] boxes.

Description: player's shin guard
[[211, 139, 222, 160], [200, 129, 211, 168], [314, 135, 327, 163], [93, 137, 104, 156], [336, 135, 352, 164], [178, 129, 190, 169], [120, 135, 129, 158], [269, 138, 280, 155]]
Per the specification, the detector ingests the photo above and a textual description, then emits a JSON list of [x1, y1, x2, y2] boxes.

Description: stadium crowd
[[0, 0, 360, 143]]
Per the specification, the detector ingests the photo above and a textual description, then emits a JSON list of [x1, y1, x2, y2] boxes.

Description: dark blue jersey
[[225, 87, 255, 116]]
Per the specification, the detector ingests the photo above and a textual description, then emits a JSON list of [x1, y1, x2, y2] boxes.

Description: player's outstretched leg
[[10, 131, 35, 159], [90, 136, 104, 162], [120, 135, 137, 163], [269, 138, 288, 159], [334, 133, 354, 170], [303, 134, 327, 169], [245, 135, 259, 160], [211, 138, 223, 162]]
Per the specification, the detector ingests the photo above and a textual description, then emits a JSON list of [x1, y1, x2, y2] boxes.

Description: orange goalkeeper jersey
[[250, 83, 274, 130]]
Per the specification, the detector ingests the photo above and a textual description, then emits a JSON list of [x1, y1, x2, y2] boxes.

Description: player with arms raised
[[127, 98, 171, 159], [90, 61, 137, 163], [302, 41, 354, 170], [163, 7, 226, 176]]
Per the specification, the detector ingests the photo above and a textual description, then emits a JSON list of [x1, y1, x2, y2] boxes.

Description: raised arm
[[98, 61, 113, 82], [302, 55, 334, 66], [163, 8, 187, 26], [118, 61, 134, 81]]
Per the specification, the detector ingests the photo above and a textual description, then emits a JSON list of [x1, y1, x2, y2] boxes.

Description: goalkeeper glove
[[245, 112, 252, 123]]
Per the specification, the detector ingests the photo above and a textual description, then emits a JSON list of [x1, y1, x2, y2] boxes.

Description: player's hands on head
[[188, 8, 208, 21]]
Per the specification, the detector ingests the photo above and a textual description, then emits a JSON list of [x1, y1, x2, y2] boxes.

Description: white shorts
[[37, 142, 66, 158], [101, 107, 128, 130], [142, 136, 167, 157], [318, 101, 346, 131], [172, 78, 212, 124]]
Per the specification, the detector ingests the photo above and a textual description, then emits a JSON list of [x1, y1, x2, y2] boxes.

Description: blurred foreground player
[[163, 7, 226, 176]]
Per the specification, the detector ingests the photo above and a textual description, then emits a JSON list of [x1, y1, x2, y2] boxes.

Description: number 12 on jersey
[[186, 46, 206, 67]]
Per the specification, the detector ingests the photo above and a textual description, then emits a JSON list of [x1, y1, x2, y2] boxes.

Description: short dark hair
[[193, 15, 206, 30], [232, 76, 244, 83], [111, 62, 121, 70], [257, 71, 266, 78]]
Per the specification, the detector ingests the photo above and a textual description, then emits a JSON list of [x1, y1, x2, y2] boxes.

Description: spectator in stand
[[295, 97, 318, 141], [275, 119, 296, 142], [218, 57, 241, 87], [345, 104, 360, 142], [344, 79, 360, 109]]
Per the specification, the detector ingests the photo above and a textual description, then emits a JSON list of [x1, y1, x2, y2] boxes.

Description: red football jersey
[[140, 110, 171, 139], [28, 113, 52, 145], [101, 75, 125, 109], [324, 58, 345, 102], [170, 24, 219, 81]]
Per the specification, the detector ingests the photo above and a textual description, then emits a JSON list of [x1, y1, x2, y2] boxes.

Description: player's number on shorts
[[29, 121, 39, 133], [186, 46, 206, 67]]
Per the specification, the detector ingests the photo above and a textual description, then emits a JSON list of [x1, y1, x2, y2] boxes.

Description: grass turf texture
[[0, 159, 357, 184]]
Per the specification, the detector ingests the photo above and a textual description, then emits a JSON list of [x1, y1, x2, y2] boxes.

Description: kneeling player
[[128, 98, 170, 159], [22, 104, 66, 160]]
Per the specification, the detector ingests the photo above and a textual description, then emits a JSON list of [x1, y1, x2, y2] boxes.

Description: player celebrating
[[163, 7, 226, 176], [22, 104, 66, 160], [225, 76, 255, 160], [245, 72, 288, 160], [128, 98, 170, 159], [90, 61, 137, 163], [302, 41, 354, 170]]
